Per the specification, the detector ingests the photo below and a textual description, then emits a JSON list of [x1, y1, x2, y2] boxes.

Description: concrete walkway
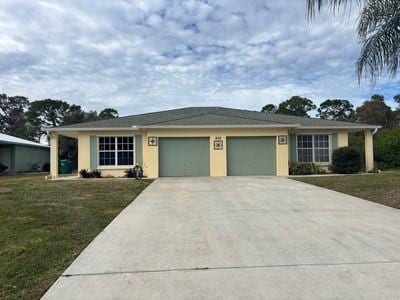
[[43, 177, 400, 299]]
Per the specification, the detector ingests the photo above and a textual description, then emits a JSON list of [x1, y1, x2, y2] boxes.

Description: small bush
[[79, 169, 102, 178], [124, 165, 144, 179], [331, 147, 362, 174], [289, 162, 325, 175], [79, 169, 90, 178], [42, 162, 50, 172], [91, 169, 102, 178], [0, 162, 8, 174], [30, 163, 41, 172], [125, 168, 135, 178]]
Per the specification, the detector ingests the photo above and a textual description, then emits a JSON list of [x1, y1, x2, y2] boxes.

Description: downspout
[[372, 128, 378, 135]]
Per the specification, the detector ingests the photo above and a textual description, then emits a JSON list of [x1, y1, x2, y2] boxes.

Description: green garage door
[[159, 137, 210, 177], [227, 137, 276, 176]]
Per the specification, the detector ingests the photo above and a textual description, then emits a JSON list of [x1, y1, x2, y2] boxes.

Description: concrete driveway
[[43, 177, 400, 299]]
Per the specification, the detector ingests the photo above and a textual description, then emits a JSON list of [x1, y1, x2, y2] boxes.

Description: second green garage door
[[227, 136, 276, 176], [159, 137, 210, 177]]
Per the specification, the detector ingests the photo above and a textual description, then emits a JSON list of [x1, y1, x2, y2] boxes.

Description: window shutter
[[135, 135, 142, 166], [289, 134, 297, 162], [331, 133, 338, 150], [90, 136, 97, 170]]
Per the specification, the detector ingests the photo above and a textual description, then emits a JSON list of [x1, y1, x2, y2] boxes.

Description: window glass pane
[[313, 135, 329, 162], [298, 149, 313, 162], [297, 135, 313, 163], [117, 151, 133, 165], [99, 136, 134, 166], [98, 136, 116, 166], [314, 148, 329, 162], [99, 151, 115, 166]]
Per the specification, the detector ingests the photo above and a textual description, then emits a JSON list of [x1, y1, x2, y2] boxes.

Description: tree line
[[0, 94, 119, 142], [261, 95, 400, 128], [262, 95, 400, 169]]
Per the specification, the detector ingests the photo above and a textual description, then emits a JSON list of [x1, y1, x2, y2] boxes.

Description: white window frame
[[97, 135, 136, 169], [296, 134, 331, 164]]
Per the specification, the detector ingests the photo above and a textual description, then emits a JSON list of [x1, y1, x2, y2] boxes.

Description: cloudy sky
[[0, 0, 399, 116]]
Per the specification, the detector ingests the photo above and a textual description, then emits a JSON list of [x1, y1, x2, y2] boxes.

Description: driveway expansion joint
[[62, 259, 400, 278]]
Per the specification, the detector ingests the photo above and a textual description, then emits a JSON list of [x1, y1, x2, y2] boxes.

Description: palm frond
[[306, 0, 362, 19], [308, 0, 400, 82], [356, 0, 400, 81]]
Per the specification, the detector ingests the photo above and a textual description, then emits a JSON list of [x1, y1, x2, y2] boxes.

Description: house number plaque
[[213, 137, 223, 150], [148, 136, 158, 146], [278, 135, 288, 145]]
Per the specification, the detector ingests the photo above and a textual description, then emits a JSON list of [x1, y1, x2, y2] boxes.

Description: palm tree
[[307, 0, 400, 83]]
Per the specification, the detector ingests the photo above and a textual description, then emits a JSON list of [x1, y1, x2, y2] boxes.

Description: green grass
[[0, 174, 152, 299], [292, 171, 400, 209]]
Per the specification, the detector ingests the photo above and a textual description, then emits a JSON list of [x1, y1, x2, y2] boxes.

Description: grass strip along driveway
[[0, 175, 151, 300], [292, 172, 400, 209]]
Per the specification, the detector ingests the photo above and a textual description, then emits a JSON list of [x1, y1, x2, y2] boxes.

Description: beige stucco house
[[47, 107, 380, 178]]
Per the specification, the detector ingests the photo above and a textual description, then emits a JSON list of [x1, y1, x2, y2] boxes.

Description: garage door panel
[[159, 138, 210, 177], [227, 137, 276, 176]]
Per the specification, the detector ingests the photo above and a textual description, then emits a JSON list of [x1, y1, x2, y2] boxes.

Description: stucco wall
[[337, 132, 349, 147], [143, 128, 289, 177], [50, 128, 357, 178], [364, 129, 374, 171], [77, 130, 141, 177], [289, 130, 349, 164]]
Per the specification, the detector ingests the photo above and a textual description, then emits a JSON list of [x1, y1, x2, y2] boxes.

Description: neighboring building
[[0, 133, 50, 173], [47, 107, 380, 178]]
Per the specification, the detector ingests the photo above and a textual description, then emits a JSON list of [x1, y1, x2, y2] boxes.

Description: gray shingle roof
[[50, 106, 380, 130]]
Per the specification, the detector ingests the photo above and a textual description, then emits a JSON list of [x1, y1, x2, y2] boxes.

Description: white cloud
[[0, 0, 398, 116]]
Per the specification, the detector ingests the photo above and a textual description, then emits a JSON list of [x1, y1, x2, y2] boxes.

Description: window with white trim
[[98, 136, 134, 166], [297, 134, 329, 163]]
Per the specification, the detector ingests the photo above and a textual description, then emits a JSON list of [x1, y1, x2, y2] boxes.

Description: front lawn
[[292, 172, 400, 209], [0, 175, 152, 300]]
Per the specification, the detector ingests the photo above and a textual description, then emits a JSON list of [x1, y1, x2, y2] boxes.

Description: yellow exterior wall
[[50, 127, 360, 178], [50, 133, 58, 178], [78, 133, 90, 171], [364, 129, 374, 171], [143, 128, 289, 177], [338, 132, 348, 147], [77, 130, 140, 177]]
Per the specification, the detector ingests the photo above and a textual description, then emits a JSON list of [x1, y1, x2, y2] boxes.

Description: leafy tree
[[374, 125, 400, 169], [98, 108, 119, 119], [394, 94, 400, 123], [61, 105, 98, 125], [276, 96, 316, 117], [394, 94, 400, 106], [356, 94, 394, 128], [307, 0, 400, 82], [371, 94, 385, 102], [318, 99, 356, 121], [26, 99, 71, 140], [27, 99, 70, 127], [0, 94, 30, 139], [261, 104, 277, 113]]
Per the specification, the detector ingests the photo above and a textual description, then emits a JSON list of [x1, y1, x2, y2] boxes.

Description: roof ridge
[[270, 112, 372, 126], [143, 111, 213, 125], [210, 111, 292, 125], [53, 107, 196, 129]]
